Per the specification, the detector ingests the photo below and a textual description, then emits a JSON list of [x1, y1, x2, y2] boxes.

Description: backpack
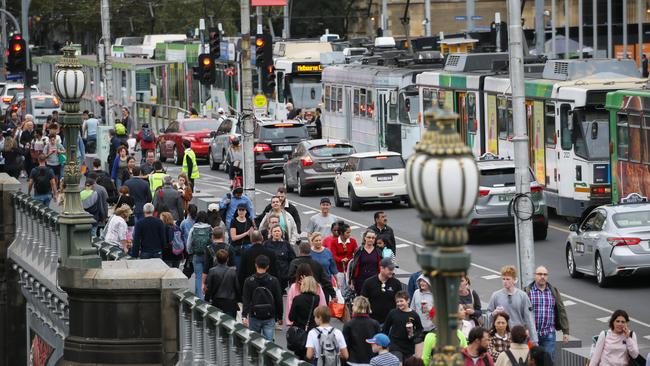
[[504, 350, 528, 366], [34, 168, 51, 195], [171, 225, 185, 255], [250, 276, 276, 320], [191, 226, 212, 255], [115, 123, 127, 136], [316, 328, 340, 366], [95, 174, 117, 203], [142, 127, 154, 142]]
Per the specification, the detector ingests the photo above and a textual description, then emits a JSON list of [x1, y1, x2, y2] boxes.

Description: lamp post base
[[57, 214, 101, 269]]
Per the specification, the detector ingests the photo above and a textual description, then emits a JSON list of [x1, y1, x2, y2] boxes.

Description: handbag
[[286, 295, 316, 351], [182, 257, 194, 278], [628, 332, 646, 366], [328, 300, 345, 319], [58, 152, 67, 165]]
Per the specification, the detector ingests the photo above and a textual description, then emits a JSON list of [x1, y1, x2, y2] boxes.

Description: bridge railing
[[174, 289, 310, 366]]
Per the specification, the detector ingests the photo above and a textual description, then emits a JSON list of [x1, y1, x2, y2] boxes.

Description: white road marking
[[481, 274, 501, 280], [597, 317, 610, 323], [549, 224, 570, 234], [643, 335, 650, 340], [396, 244, 409, 249], [264, 197, 271, 201], [192, 169, 650, 330], [350, 225, 360, 230], [563, 300, 576, 306], [303, 210, 317, 214]]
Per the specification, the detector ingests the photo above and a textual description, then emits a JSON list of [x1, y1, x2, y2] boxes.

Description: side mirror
[[210, 131, 217, 138], [569, 223, 578, 232], [335, 167, 343, 175], [159, 128, 165, 134]]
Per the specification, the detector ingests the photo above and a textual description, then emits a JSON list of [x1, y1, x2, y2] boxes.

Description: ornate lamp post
[[53, 46, 101, 269], [406, 109, 478, 366]]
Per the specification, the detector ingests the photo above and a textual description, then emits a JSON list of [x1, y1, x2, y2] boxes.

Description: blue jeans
[[193, 255, 205, 299], [538, 332, 556, 361], [248, 317, 275, 341], [140, 251, 161, 259], [233, 243, 252, 272], [32, 193, 52, 207]]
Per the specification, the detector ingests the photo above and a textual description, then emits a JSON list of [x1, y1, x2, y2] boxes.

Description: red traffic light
[[12, 43, 23, 52], [255, 38, 265, 48], [12, 34, 22, 40]]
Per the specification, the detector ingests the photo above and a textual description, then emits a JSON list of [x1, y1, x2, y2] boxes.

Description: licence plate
[[326, 163, 340, 169], [203, 138, 211, 143], [277, 145, 293, 152], [377, 175, 393, 182], [498, 194, 515, 202]]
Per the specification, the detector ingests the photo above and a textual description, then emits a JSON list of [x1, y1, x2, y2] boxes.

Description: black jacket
[[205, 264, 240, 303], [368, 223, 396, 253], [204, 242, 235, 272], [288, 255, 336, 299], [263, 239, 296, 281], [124, 177, 152, 215], [256, 201, 302, 232], [238, 244, 278, 290], [242, 272, 283, 320], [288, 292, 319, 330], [132, 216, 166, 256], [343, 315, 382, 364]]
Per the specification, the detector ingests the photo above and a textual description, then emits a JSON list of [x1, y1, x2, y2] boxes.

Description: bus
[[418, 56, 645, 217]]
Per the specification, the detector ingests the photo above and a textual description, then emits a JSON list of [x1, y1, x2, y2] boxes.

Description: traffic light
[[6, 34, 27, 73], [197, 53, 215, 85], [265, 65, 276, 94], [208, 27, 220, 61], [255, 32, 273, 68]]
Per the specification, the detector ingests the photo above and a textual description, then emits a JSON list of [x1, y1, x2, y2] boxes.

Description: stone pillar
[[58, 259, 186, 365], [0, 173, 26, 366]]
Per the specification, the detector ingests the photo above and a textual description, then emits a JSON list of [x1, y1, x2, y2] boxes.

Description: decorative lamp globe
[[53, 46, 86, 112]]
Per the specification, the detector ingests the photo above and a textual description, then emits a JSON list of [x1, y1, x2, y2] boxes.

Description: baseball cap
[[208, 203, 219, 212], [380, 257, 395, 270], [320, 197, 331, 205], [366, 333, 390, 347], [233, 187, 244, 195]]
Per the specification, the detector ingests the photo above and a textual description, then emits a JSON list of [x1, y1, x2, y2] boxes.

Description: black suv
[[254, 121, 309, 182]]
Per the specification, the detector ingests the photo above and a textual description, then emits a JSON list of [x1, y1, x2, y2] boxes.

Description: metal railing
[[175, 289, 310, 366], [133, 101, 191, 134]]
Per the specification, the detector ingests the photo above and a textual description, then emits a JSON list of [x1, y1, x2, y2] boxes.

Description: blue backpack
[[171, 225, 185, 255]]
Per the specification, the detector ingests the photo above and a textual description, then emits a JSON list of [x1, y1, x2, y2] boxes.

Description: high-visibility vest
[[149, 172, 167, 195], [182, 148, 200, 179]]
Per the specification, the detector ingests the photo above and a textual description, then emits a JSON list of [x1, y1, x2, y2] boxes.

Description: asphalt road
[[165, 162, 650, 350]]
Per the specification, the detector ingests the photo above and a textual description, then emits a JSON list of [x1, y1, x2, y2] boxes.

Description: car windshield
[[33, 97, 59, 108], [572, 108, 609, 160], [7, 87, 36, 97], [259, 124, 309, 139], [358, 156, 404, 170], [310, 144, 354, 157], [288, 75, 321, 109], [182, 120, 219, 132], [612, 211, 650, 228], [480, 167, 536, 187]]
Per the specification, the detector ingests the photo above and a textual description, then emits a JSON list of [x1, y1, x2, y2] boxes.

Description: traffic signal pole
[[240, 0, 256, 206], [21, 0, 31, 115], [1, 0, 6, 77]]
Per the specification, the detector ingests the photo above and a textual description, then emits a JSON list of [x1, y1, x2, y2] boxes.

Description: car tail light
[[479, 189, 490, 196], [607, 237, 641, 246], [2, 97, 11, 103], [591, 186, 611, 196], [531, 186, 543, 193], [254, 143, 271, 152], [301, 155, 314, 167], [185, 136, 196, 142], [353, 174, 362, 185]]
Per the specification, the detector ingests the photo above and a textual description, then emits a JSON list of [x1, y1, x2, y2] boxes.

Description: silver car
[[566, 193, 650, 287], [208, 117, 240, 171], [468, 154, 548, 240]]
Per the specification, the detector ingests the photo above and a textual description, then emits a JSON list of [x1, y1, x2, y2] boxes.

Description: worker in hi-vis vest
[[148, 161, 167, 197], [182, 140, 199, 190]]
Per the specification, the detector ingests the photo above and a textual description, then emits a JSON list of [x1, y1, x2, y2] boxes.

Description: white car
[[0, 83, 39, 113], [333, 151, 409, 211]]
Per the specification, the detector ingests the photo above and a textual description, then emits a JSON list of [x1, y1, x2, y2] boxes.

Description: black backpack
[[250, 276, 275, 320], [95, 173, 117, 203], [34, 168, 51, 195], [505, 350, 528, 366]]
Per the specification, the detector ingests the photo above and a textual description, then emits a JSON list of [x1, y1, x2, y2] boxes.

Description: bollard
[[200, 306, 221, 366], [247, 332, 269, 366], [233, 324, 255, 366], [175, 289, 195, 364], [217, 314, 237, 366], [207, 310, 231, 366], [191, 300, 212, 365]]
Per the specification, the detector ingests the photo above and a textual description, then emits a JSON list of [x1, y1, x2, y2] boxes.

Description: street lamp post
[[53, 46, 101, 269], [406, 109, 478, 366]]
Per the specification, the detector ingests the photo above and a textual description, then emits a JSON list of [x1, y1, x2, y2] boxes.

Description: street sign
[[471, 15, 483, 20], [455, 16, 467, 21], [225, 68, 235, 77], [6, 73, 22, 81], [253, 94, 267, 108]]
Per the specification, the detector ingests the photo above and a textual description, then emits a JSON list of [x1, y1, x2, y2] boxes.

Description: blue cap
[[366, 333, 390, 347]]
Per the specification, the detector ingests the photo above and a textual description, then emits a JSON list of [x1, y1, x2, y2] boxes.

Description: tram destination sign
[[252, 0, 287, 5], [292, 63, 323, 73]]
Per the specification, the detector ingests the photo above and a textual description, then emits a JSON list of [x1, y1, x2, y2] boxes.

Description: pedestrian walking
[[308, 232, 338, 285], [366, 333, 400, 366], [487, 265, 538, 344], [411, 274, 435, 332], [589, 309, 640, 366], [87, 158, 117, 204], [123, 167, 152, 223], [288, 242, 336, 301], [160, 212, 183, 268], [461, 327, 494, 366], [360, 257, 402, 324], [81, 179, 107, 236], [238, 230, 278, 289], [330, 223, 357, 285], [375, 234, 396, 263], [111, 146, 129, 188], [459, 275, 483, 326], [528, 346, 553, 366], [342, 296, 382, 366], [367, 211, 396, 254], [28, 154, 57, 207], [256, 186, 302, 231], [103, 204, 132, 253], [259, 195, 300, 244], [306, 305, 349, 365], [230, 203, 256, 268], [242, 255, 283, 341], [226, 136, 243, 188], [264, 224, 296, 291], [219, 187, 255, 228], [495, 325, 529, 366], [140, 150, 156, 176], [121, 107, 134, 137], [642, 54, 649, 78], [131, 203, 166, 259], [136, 122, 156, 161], [524, 266, 570, 361], [322, 221, 343, 250], [176, 173, 193, 212], [148, 161, 167, 195], [348, 230, 381, 294], [306, 197, 338, 237], [202, 226, 235, 293], [488, 312, 511, 362], [287, 276, 321, 359], [181, 140, 199, 190], [422, 308, 469, 366], [180, 204, 197, 245], [205, 249, 239, 318], [382, 291, 424, 362], [153, 175, 185, 222], [187, 211, 213, 297], [285, 264, 327, 327], [43, 133, 64, 180]]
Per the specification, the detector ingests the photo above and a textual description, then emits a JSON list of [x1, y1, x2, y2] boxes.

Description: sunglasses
[[381, 282, 386, 292]]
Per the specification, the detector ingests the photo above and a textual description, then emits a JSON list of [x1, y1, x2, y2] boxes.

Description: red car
[[157, 118, 220, 165]]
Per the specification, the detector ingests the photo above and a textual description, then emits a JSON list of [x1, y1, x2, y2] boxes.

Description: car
[[157, 117, 220, 165], [0, 83, 39, 113], [254, 120, 309, 182], [468, 153, 548, 240], [16, 93, 62, 125], [208, 117, 240, 171], [565, 193, 650, 287], [333, 151, 409, 211], [283, 139, 355, 196]]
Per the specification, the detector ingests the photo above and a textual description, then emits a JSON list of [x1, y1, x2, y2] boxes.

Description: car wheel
[[173, 146, 182, 166], [566, 245, 582, 278], [157, 144, 167, 163], [297, 175, 308, 197], [595, 254, 611, 288], [349, 187, 361, 211], [284, 173, 294, 193], [333, 185, 344, 207], [533, 224, 548, 241], [209, 150, 218, 170]]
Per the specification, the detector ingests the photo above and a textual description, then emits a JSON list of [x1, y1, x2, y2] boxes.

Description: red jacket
[[136, 129, 157, 150], [322, 235, 338, 251], [461, 349, 494, 366], [330, 237, 358, 273]]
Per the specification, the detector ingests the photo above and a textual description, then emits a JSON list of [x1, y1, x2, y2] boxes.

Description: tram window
[[560, 104, 572, 150], [617, 124, 629, 161], [353, 89, 360, 116], [324, 85, 331, 112], [467, 93, 476, 133], [545, 103, 555, 146], [367, 90, 374, 118], [627, 112, 642, 162], [360, 89, 367, 117], [337, 87, 343, 113], [277, 72, 285, 103], [398, 94, 410, 124], [497, 98, 509, 139]]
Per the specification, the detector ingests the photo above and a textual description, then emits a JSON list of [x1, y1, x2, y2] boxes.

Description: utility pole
[[551, 0, 556, 58], [256, 7, 263, 94], [1, 0, 6, 79], [638, 0, 643, 69], [624, 0, 628, 58], [593, 0, 597, 54], [535, 0, 544, 55], [564, 0, 569, 59], [199, 18, 206, 115], [607, 0, 612, 57], [467, 0, 475, 32], [21, 0, 31, 115], [100, 0, 114, 125], [240, 0, 255, 205], [424, 0, 431, 36], [507, 0, 536, 287], [578, 0, 583, 58], [283, 3, 290, 38], [381, 0, 388, 34]]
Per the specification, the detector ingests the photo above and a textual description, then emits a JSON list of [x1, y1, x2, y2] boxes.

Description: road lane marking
[[644, 335, 650, 340], [302, 210, 316, 214], [481, 274, 501, 280], [350, 225, 360, 230], [396, 244, 409, 249], [190, 168, 650, 330], [597, 317, 610, 323], [563, 300, 576, 306], [549, 224, 570, 233]]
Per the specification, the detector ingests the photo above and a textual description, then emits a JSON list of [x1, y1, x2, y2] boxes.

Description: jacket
[[367, 223, 396, 252], [205, 264, 240, 303], [260, 209, 300, 244], [411, 274, 435, 331], [123, 177, 152, 215], [238, 244, 278, 289], [242, 272, 283, 320], [288, 292, 320, 329], [256, 200, 302, 232], [330, 237, 358, 273], [287, 255, 336, 299], [263, 239, 296, 281], [524, 281, 570, 335], [219, 192, 255, 227], [342, 315, 382, 364], [462, 348, 494, 366], [495, 343, 528, 366], [132, 216, 166, 256], [136, 128, 157, 150], [152, 184, 185, 221], [348, 246, 381, 280]]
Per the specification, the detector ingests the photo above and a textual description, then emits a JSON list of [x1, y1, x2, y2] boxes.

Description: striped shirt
[[529, 283, 555, 336], [370, 351, 400, 366]]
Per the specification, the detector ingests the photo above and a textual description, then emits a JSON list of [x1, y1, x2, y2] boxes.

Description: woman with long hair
[[348, 230, 381, 294], [488, 311, 511, 361], [176, 173, 193, 212], [287, 276, 322, 360], [160, 211, 183, 268], [342, 296, 381, 366], [589, 309, 640, 366]]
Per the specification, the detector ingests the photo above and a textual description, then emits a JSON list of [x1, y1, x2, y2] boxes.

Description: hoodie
[[410, 274, 435, 331]]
